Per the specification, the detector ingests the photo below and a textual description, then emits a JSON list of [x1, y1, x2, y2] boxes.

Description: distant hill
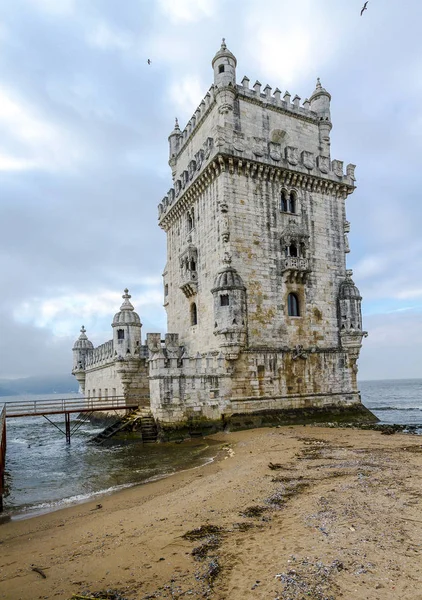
[[0, 375, 79, 397]]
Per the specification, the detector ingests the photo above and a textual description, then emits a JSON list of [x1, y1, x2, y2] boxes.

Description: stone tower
[[151, 40, 369, 431]]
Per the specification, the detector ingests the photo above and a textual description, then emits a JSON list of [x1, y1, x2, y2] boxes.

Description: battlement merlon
[[158, 150, 357, 229], [168, 41, 337, 180]]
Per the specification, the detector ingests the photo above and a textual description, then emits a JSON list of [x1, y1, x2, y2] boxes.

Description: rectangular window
[[220, 294, 230, 306]]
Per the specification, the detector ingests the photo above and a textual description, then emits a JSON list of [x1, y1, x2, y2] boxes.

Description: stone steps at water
[[90, 408, 157, 444]]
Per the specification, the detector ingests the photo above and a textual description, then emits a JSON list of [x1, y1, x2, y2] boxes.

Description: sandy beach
[[1, 425, 422, 599]]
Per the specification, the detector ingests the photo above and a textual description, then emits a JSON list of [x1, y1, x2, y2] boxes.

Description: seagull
[[360, 1, 368, 16], [147, 58, 151, 65]]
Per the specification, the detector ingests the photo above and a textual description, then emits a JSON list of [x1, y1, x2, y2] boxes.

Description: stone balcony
[[180, 269, 198, 298], [281, 257, 311, 283]]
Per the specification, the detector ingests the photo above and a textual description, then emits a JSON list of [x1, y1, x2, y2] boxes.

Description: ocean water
[[360, 378, 422, 428], [1, 394, 219, 519], [1, 379, 421, 519]]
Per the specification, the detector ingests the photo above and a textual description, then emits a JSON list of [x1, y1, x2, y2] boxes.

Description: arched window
[[289, 244, 298, 257], [284, 243, 298, 257], [287, 293, 300, 317], [220, 294, 230, 306], [288, 192, 296, 213], [117, 329, 125, 340], [191, 302, 198, 325], [280, 190, 288, 212]]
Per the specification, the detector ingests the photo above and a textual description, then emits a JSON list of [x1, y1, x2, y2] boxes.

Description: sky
[[1, 0, 421, 382]]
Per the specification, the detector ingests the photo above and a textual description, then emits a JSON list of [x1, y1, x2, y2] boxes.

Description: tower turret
[[211, 256, 247, 360], [310, 78, 332, 157], [112, 289, 142, 358], [338, 270, 367, 382], [212, 38, 237, 88], [168, 117, 182, 175], [72, 325, 93, 393]]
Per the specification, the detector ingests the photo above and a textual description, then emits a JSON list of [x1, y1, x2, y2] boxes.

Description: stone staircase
[[90, 407, 157, 444]]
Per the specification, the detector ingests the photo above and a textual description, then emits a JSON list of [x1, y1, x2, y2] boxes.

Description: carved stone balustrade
[[282, 257, 311, 283]]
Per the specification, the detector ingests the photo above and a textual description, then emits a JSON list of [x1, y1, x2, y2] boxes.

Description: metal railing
[[0, 405, 6, 511], [4, 395, 141, 418]]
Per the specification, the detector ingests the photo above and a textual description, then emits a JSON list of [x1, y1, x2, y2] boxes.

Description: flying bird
[[147, 58, 151, 65], [360, 1, 368, 15]]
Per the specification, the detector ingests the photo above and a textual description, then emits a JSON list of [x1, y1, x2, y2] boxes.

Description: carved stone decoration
[[188, 159, 197, 180], [215, 127, 226, 148], [179, 244, 198, 298], [195, 148, 204, 171], [252, 137, 265, 157], [346, 163, 356, 181], [204, 137, 214, 159], [233, 134, 245, 152], [220, 202, 230, 242], [317, 155, 330, 174], [269, 141, 281, 161], [286, 146, 299, 165], [181, 170, 189, 189], [332, 159, 344, 178], [301, 150, 315, 170], [292, 345, 307, 360]]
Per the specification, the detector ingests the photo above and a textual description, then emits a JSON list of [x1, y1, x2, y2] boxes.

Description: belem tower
[[72, 41, 373, 435]]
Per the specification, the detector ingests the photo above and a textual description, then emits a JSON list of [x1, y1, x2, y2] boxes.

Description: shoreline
[[8, 449, 220, 523], [1, 425, 422, 599], [5, 420, 420, 523]]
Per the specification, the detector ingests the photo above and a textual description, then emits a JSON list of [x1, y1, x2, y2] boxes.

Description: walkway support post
[[65, 412, 71, 444]]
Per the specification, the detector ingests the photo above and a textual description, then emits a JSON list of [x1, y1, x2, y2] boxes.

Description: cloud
[[158, 0, 215, 23], [0, 87, 85, 172], [1, 1, 422, 382], [169, 76, 207, 121], [86, 22, 134, 52]]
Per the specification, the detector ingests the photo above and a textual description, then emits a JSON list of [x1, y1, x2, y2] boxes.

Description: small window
[[280, 191, 288, 212], [288, 192, 296, 213], [220, 294, 230, 306], [190, 258, 196, 271], [117, 329, 124, 340], [164, 284, 169, 296], [219, 65, 225, 73], [287, 293, 300, 317], [191, 302, 198, 326], [187, 209, 194, 231], [289, 244, 298, 257]]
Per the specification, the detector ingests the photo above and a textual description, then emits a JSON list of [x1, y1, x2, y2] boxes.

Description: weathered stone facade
[[72, 41, 369, 432]]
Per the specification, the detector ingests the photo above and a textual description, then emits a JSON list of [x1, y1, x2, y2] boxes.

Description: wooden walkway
[[0, 395, 151, 512], [0, 406, 5, 512], [4, 395, 139, 418]]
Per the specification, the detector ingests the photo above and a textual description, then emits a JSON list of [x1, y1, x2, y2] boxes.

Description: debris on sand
[[182, 524, 222, 540]]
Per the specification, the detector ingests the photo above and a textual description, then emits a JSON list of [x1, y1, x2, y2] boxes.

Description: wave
[[370, 406, 422, 412]]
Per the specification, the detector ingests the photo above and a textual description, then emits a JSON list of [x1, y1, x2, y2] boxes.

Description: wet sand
[[1, 425, 422, 599]]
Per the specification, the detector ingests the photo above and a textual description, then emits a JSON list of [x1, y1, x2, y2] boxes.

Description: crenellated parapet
[[168, 87, 216, 170], [147, 333, 229, 377], [85, 340, 114, 368], [158, 154, 356, 229]]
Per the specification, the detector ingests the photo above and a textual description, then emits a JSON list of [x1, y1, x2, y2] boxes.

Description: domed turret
[[212, 38, 237, 88], [310, 78, 332, 157], [338, 271, 363, 332], [168, 117, 182, 166], [72, 325, 93, 393], [211, 255, 247, 359], [112, 289, 142, 358], [310, 78, 331, 120], [72, 325, 93, 369]]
